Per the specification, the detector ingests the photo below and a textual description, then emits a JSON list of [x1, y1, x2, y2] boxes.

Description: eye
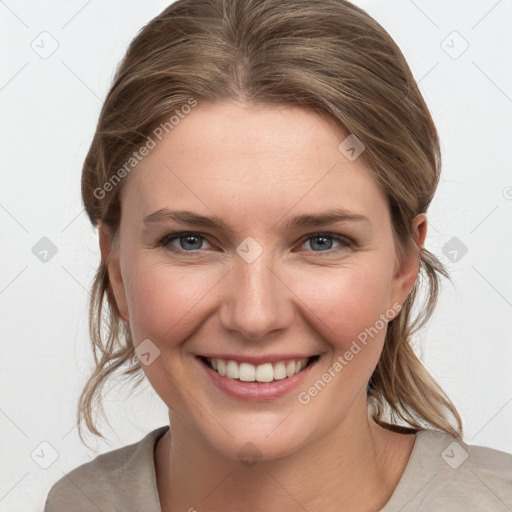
[[298, 232, 352, 253], [156, 231, 353, 255], [158, 231, 213, 252]]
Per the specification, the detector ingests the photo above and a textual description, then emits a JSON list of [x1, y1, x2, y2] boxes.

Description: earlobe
[[98, 222, 130, 322]]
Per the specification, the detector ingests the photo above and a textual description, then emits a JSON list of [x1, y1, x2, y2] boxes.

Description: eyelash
[[156, 231, 353, 256]]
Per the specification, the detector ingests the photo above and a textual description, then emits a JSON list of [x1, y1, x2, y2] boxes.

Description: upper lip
[[197, 353, 318, 365]]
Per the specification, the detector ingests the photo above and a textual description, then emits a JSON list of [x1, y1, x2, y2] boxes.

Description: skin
[[99, 100, 427, 512]]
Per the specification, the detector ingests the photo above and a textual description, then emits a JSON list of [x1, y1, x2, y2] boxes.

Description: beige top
[[44, 426, 512, 511]]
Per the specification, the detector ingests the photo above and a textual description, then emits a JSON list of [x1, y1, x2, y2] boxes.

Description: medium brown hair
[[78, 0, 463, 439]]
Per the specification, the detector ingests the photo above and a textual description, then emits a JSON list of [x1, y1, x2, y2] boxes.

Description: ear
[[98, 222, 130, 322], [389, 213, 427, 311]]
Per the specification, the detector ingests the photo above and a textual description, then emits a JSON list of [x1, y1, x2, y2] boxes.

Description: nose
[[219, 247, 295, 341]]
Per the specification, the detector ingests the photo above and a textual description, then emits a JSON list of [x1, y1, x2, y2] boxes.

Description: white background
[[1, 1, 511, 510]]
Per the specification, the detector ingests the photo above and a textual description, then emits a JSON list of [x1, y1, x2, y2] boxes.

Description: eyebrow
[[143, 208, 370, 232]]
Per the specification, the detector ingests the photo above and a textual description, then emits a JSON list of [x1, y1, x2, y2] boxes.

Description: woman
[[44, 0, 512, 510]]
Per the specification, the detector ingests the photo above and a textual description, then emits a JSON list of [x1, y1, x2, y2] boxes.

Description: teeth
[[273, 361, 287, 380], [226, 360, 239, 379], [286, 360, 296, 377], [239, 362, 255, 382], [255, 363, 274, 382], [207, 357, 310, 382]]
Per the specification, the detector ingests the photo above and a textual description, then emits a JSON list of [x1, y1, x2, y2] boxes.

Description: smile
[[199, 355, 319, 383]]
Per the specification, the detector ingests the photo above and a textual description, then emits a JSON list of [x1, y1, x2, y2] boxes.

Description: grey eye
[[177, 234, 204, 250], [307, 235, 335, 251]]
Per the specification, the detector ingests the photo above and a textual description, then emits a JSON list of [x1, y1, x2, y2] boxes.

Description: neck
[[155, 398, 415, 512]]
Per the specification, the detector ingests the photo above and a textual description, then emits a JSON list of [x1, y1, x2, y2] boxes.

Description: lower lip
[[197, 357, 318, 402]]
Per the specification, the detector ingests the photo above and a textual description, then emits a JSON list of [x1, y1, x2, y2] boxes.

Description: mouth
[[198, 355, 320, 383]]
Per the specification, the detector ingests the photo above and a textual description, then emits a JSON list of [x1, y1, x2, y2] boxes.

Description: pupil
[[311, 236, 331, 251], [182, 235, 201, 250]]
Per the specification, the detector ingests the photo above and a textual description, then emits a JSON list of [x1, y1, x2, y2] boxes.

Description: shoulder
[[44, 426, 169, 512], [438, 431, 512, 506], [383, 428, 512, 511]]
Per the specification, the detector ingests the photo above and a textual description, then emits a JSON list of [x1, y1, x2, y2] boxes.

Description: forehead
[[121, 101, 389, 228]]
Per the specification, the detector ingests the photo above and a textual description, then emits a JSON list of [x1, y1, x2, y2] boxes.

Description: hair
[[78, 0, 463, 440]]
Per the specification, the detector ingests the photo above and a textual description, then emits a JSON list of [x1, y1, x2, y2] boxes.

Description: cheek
[[123, 246, 395, 358], [123, 256, 223, 347], [288, 263, 393, 356]]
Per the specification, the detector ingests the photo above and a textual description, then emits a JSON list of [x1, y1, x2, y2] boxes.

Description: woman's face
[[103, 100, 424, 461]]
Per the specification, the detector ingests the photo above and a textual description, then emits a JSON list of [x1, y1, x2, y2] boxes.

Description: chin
[[203, 417, 315, 464]]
